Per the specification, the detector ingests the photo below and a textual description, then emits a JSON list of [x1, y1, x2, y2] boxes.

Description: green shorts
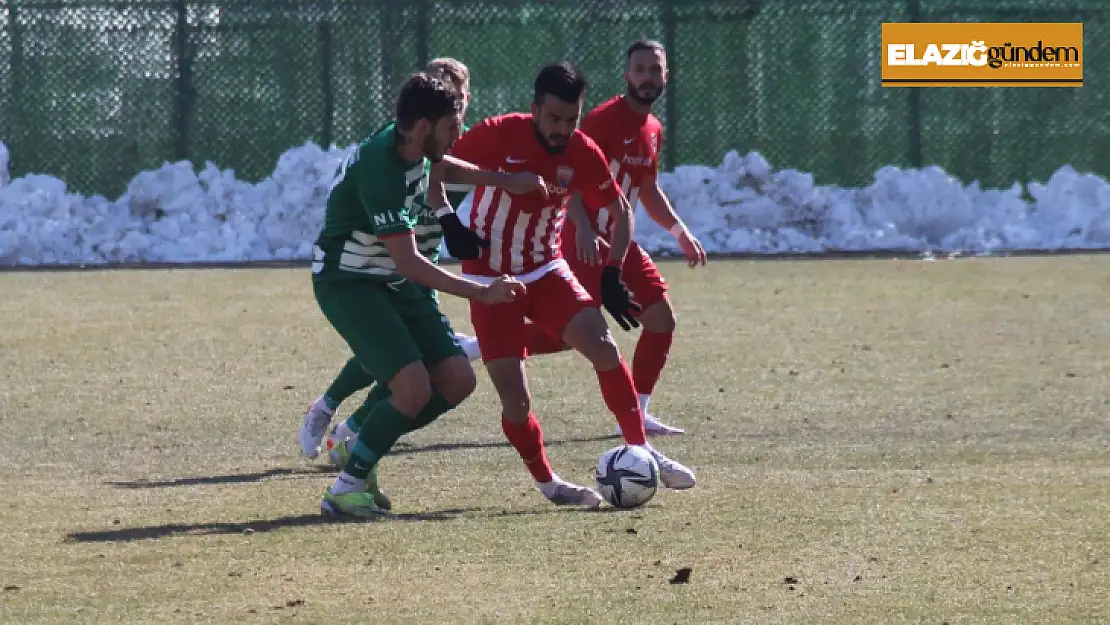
[[313, 279, 464, 384]]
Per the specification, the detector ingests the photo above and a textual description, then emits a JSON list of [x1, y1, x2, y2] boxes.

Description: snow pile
[[3, 139, 1110, 266]]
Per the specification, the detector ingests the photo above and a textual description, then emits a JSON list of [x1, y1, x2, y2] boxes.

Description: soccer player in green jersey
[[299, 59, 483, 483], [312, 71, 542, 518]]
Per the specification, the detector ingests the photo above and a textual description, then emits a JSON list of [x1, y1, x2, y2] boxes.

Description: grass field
[[1, 257, 1109, 624]]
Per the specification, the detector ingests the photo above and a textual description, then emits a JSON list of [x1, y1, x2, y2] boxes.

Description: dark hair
[[396, 72, 462, 131], [626, 39, 666, 64], [533, 62, 587, 106]]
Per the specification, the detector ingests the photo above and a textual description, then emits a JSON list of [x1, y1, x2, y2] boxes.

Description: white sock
[[335, 421, 356, 440], [638, 393, 651, 416], [330, 472, 365, 495]]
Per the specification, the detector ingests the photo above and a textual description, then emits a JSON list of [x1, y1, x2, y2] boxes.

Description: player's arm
[[381, 233, 520, 304], [356, 169, 521, 304], [427, 161, 488, 260], [439, 155, 548, 197], [437, 117, 547, 199], [578, 140, 642, 330], [566, 192, 603, 266], [640, 171, 707, 267]]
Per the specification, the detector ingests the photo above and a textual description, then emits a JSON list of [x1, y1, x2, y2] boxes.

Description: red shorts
[[469, 264, 595, 362], [562, 235, 669, 312]]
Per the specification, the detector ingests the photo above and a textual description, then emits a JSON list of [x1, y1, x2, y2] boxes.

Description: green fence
[[1, 0, 1108, 198]]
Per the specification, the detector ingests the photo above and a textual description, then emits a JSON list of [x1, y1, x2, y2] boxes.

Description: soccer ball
[[595, 445, 659, 509]]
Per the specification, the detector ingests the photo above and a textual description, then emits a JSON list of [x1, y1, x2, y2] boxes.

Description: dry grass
[[1, 256, 1108, 624]]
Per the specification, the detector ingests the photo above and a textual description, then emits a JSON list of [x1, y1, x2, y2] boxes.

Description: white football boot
[[299, 396, 334, 459], [537, 475, 604, 508], [618, 414, 685, 437], [641, 444, 696, 490]]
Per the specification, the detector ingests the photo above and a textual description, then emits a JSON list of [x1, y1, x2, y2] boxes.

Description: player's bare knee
[[430, 355, 477, 405], [586, 332, 623, 371], [562, 308, 622, 370], [640, 298, 676, 333], [387, 362, 433, 418]]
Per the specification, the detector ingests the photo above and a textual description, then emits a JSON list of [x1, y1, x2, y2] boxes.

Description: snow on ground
[[3, 139, 1110, 266]]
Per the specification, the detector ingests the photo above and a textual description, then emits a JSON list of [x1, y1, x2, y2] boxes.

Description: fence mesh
[[1, 0, 1108, 198]]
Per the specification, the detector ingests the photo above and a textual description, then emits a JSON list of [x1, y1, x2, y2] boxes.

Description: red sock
[[595, 360, 647, 446], [501, 413, 554, 482], [524, 324, 568, 356], [632, 330, 673, 395]]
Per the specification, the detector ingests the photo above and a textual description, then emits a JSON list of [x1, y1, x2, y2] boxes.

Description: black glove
[[438, 212, 489, 260], [600, 265, 642, 331]]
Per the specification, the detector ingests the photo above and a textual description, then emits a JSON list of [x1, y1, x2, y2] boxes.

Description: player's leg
[[299, 357, 375, 458], [535, 268, 695, 491], [328, 309, 477, 510], [326, 315, 476, 464], [471, 294, 603, 507], [619, 242, 684, 436], [407, 306, 479, 425], [313, 281, 435, 517]]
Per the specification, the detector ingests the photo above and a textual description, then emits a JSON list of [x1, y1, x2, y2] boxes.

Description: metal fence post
[[318, 20, 334, 148], [661, 0, 677, 171], [7, 1, 24, 174], [416, 0, 429, 71], [171, 0, 193, 162], [906, 0, 922, 169]]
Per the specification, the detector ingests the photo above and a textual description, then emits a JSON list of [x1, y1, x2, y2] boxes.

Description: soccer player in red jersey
[[526, 40, 708, 437], [428, 62, 696, 507]]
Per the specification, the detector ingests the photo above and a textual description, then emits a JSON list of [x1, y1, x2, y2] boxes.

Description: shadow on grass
[[65, 505, 629, 543], [104, 466, 336, 489], [104, 434, 621, 490], [389, 433, 620, 457]]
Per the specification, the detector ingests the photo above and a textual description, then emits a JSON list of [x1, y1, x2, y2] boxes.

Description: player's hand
[[479, 276, 526, 305], [503, 172, 550, 199], [575, 225, 605, 266], [438, 212, 489, 260], [599, 266, 641, 331], [676, 228, 708, 268]]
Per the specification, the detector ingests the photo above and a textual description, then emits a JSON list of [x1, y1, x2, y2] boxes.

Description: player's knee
[[433, 357, 477, 405], [587, 332, 623, 370], [388, 363, 433, 418], [641, 297, 676, 333], [562, 308, 623, 370]]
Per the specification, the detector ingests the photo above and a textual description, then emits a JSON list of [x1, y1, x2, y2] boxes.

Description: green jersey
[[312, 123, 441, 293]]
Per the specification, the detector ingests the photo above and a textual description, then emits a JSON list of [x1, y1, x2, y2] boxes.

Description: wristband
[[435, 206, 455, 218], [668, 222, 687, 238]]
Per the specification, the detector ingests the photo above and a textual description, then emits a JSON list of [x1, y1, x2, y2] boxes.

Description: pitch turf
[[1, 257, 1108, 624]]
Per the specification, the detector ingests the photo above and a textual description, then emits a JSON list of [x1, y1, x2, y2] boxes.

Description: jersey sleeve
[[651, 122, 664, 172], [447, 116, 501, 168], [578, 108, 613, 158], [353, 157, 415, 238], [574, 134, 621, 212]]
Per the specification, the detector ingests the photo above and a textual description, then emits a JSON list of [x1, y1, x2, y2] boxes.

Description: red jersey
[[450, 113, 620, 278], [577, 95, 664, 239]]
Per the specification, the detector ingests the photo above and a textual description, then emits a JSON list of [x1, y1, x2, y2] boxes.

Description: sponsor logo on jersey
[[555, 166, 574, 193], [622, 154, 653, 167]]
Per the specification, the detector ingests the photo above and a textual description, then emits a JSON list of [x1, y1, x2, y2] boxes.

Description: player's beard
[[423, 132, 445, 163], [626, 80, 662, 106], [532, 123, 568, 154]]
